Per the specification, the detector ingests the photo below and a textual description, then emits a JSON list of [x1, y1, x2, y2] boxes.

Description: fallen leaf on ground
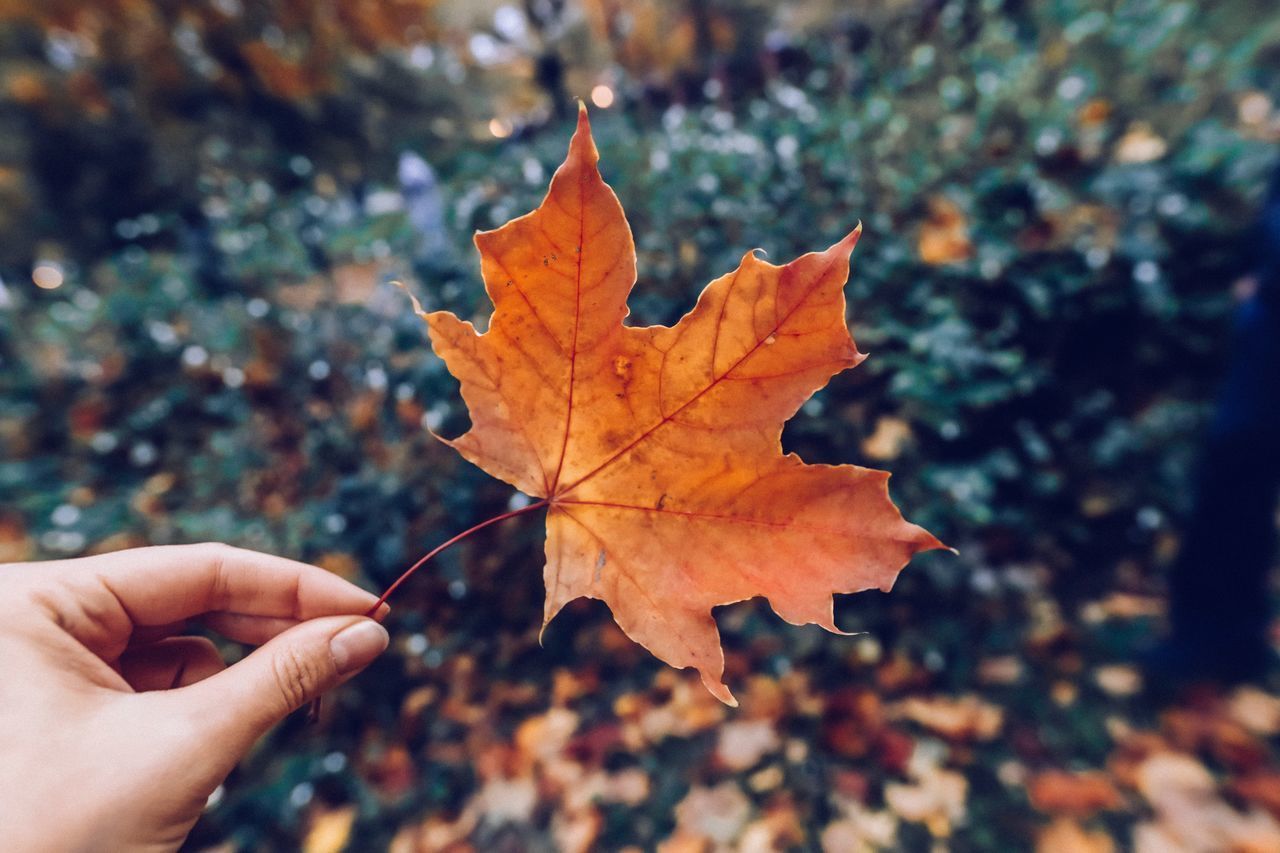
[[885, 768, 968, 838], [738, 802, 804, 852], [861, 416, 912, 461], [1093, 664, 1142, 697], [716, 718, 782, 771], [889, 694, 1004, 741], [1231, 772, 1280, 821], [1135, 751, 1215, 803], [1161, 706, 1268, 771], [303, 805, 358, 853], [278, 261, 385, 309], [0, 512, 29, 562], [1228, 687, 1280, 737], [515, 708, 579, 767], [821, 807, 899, 853], [1131, 751, 1280, 852], [1079, 593, 1165, 623], [471, 776, 539, 826], [1036, 818, 1116, 853], [1028, 770, 1123, 817], [668, 782, 753, 847], [389, 808, 478, 853], [416, 105, 943, 703], [977, 655, 1024, 685], [553, 806, 603, 853], [917, 196, 973, 265]]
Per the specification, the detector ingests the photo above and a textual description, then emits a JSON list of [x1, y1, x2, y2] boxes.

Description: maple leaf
[[411, 105, 944, 705]]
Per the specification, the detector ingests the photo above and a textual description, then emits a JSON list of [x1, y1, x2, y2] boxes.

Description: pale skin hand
[[0, 544, 391, 852]]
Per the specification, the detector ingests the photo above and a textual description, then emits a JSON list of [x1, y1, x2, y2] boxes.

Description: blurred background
[[2, 0, 1280, 850]]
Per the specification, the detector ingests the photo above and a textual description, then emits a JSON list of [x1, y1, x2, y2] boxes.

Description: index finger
[[60, 543, 385, 627]]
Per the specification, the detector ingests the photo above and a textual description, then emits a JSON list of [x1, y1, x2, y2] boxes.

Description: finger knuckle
[[270, 645, 320, 711], [190, 541, 237, 606]]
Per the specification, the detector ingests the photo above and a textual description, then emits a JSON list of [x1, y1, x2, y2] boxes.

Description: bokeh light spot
[[591, 84, 614, 108], [32, 263, 64, 290]]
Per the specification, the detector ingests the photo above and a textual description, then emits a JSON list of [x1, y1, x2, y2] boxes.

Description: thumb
[[177, 615, 388, 756]]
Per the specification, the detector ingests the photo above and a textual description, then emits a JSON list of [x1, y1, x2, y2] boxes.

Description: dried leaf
[[739, 802, 804, 852], [1079, 593, 1165, 623], [1228, 687, 1280, 737], [1092, 664, 1142, 697], [1231, 772, 1280, 821], [0, 512, 30, 563], [976, 656, 1024, 685], [1161, 706, 1268, 771], [471, 776, 538, 825], [1028, 770, 1123, 817], [553, 806, 602, 853], [861, 416, 913, 461], [1035, 818, 1115, 853], [889, 694, 1004, 741], [884, 768, 968, 837], [917, 196, 972, 265], [668, 782, 752, 846], [419, 106, 943, 703], [1133, 751, 1280, 853], [303, 805, 358, 853], [1135, 751, 1215, 805], [821, 811, 899, 853], [715, 718, 782, 771]]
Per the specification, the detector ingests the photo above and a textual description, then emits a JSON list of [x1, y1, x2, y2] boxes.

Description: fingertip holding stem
[[306, 619, 390, 723], [331, 620, 390, 675]]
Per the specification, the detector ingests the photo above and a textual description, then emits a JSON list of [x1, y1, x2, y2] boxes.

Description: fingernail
[[330, 620, 389, 674]]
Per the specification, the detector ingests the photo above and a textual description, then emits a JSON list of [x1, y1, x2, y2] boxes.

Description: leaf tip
[[915, 524, 954, 556], [705, 678, 738, 707], [835, 223, 863, 256], [540, 598, 567, 647], [422, 424, 454, 448], [394, 280, 429, 319], [568, 100, 598, 163], [818, 615, 855, 637]]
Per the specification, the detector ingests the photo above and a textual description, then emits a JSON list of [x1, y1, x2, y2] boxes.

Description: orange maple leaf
[[411, 106, 944, 705]]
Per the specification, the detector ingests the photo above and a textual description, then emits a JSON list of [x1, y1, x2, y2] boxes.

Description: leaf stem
[[367, 497, 550, 615]]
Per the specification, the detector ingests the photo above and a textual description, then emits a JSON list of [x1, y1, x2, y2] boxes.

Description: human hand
[[0, 544, 390, 852]]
